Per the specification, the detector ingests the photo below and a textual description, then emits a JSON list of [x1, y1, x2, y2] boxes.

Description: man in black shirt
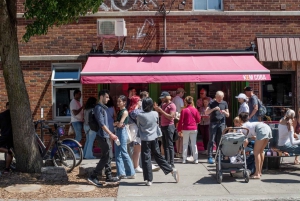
[[205, 91, 230, 164], [0, 102, 14, 173]]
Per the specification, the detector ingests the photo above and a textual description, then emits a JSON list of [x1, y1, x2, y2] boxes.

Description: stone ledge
[[41, 167, 68, 182], [16, 11, 300, 18]]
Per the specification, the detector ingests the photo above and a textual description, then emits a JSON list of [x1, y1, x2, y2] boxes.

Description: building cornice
[[0, 55, 87, 61], [17, 11, 300, 18]]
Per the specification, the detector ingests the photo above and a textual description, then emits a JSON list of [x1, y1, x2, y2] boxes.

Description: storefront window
[[52, 63, 82, 121], [262, 74, 293, 121]]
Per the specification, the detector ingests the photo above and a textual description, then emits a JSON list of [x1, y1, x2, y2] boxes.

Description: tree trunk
[[0, 0, 42, 173]]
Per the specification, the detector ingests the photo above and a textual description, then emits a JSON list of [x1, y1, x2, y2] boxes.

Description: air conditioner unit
[[97, 18, 127, 37]]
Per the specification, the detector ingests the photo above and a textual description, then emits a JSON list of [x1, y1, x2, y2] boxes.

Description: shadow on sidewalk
[[261, 179, 300, 184]]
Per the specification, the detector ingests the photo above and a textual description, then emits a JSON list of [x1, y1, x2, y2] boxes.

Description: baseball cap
[[159, 91, 170, 99], [235, 93, 247, 100], [176, 88, 186, 93], [244, 86, 252, 91]]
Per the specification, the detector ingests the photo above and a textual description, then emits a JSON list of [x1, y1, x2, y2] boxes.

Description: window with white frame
[[51, 63, 82, 122], [194, 0, 222, 10]]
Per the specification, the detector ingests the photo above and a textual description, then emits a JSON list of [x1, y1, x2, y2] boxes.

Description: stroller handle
[[222, 127, 249, 135]]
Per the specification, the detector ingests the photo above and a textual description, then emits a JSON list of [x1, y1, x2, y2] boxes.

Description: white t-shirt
[[241, 121, 260, 138], [278, 123, 300, 146], [238, 102, 249, 115], [70, 99, 83, 122], [172, 95, 183, 113]]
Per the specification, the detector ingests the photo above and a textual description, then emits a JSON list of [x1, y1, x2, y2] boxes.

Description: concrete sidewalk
[[117, 156, 300, 201]]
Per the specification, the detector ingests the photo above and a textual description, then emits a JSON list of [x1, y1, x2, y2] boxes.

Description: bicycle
[[34, 121, 76, 173], [35, 120, 83, 167]]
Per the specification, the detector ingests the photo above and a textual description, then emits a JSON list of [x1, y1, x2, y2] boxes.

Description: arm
[[205, 106, 218, 115], [249, 105, 258, 119], [94, 106, 117, 140], [155, 104, 175, 120], [288, 120, 300, 145], [116, 110, 128, 128], [222, 109, 230, 118], [195, 109, 201, 124], [177, 110, 184, 132]]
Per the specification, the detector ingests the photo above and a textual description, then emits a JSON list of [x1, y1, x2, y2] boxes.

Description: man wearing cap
[[244, 87, 259, 122], [154, 91, 176, 168], [235, 93, 249, 115]]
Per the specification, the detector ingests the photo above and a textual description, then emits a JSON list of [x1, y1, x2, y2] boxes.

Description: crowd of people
[[2, 85, 300, 184]]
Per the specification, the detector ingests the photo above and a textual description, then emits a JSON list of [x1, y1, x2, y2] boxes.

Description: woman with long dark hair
[[137, 97, 179, 186], [83, 97, 97, 159], [114, 95, 135, 179]]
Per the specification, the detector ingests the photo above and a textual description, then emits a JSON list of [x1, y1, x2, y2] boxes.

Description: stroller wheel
[[244, 170, 250, 183], [217, 171, 223, 184]]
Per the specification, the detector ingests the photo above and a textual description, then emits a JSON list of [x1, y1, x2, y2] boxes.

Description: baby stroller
[[215, 127, 249, 184]]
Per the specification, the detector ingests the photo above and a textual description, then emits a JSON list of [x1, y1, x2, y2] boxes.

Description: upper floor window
[[194, 0, 223, 10]]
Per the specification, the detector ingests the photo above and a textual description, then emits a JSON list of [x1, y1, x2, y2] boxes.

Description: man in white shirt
[[172, 88, 185, 159], [172, 88, 185, 114], [70, 89, 84, 143]]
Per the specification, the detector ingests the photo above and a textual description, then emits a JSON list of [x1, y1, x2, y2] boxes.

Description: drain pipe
[[164, 14, 167, 52]]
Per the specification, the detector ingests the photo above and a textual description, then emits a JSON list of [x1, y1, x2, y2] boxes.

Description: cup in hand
[[115, 138, 120, 146]]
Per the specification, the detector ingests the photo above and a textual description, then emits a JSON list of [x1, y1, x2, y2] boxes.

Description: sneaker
[[194, 160, 199, 164], [152, 164, 160, 172], [106, 177, 120, 183], [118, 175, 127, 179], [171, 169, 179, 183], [182, 160, 186, 164], [87, 177, 103, 187], [145, 180, 152, 186], [135, 166, 143, 173], [207, 157, 215, 164], [169, 164, 175, 168], [126, 175, 136, 179], [187, 156, 194, 162]]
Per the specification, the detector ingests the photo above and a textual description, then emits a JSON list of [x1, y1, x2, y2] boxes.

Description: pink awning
[[81, 55, 270, 84]]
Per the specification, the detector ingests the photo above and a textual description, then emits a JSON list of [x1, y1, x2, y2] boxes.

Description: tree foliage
[[23, 0, 103, 42]]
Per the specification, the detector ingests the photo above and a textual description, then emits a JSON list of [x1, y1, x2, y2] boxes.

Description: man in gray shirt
[[244, 87, 259, 122], [88, 89, 119, 187]]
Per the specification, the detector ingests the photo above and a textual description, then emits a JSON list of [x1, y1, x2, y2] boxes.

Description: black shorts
[[0, 135, 13, 149]]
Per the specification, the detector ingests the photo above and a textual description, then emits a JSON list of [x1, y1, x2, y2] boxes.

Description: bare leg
[[0, 148, 12, 169], [259, 139, 269, 176], [5, 153, 12, 169], [132, 144, 141, 168], [253, 140, 266, 178], [295, 156, 299, 164]]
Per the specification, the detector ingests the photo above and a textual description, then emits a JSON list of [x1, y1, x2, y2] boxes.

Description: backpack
[[256, 96, 267, 117], [88, 104, 103, 132]]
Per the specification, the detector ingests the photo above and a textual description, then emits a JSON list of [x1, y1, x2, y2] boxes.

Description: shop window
[[51, 63, 82, 122], [194, 0, 223, 10]]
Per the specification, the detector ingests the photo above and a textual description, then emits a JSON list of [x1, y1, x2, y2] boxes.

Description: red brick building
[[1, 0, 299, 127]]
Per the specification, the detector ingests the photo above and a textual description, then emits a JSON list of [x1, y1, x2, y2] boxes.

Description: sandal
[[3, 168, 10, 174]]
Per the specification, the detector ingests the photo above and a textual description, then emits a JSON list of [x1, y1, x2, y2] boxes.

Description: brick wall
[[0, 61, 97, 118], [224, 0, 300, 11], [16, 0, 300, 13], [16, 16, 300, 55]]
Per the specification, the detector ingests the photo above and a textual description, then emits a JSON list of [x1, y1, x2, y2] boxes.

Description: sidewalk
[[117, 156, 300, 201], [1, 154, 300, 200]]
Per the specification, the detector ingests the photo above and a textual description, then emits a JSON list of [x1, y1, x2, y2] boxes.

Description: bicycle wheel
[[52, 144, 76, 173]]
